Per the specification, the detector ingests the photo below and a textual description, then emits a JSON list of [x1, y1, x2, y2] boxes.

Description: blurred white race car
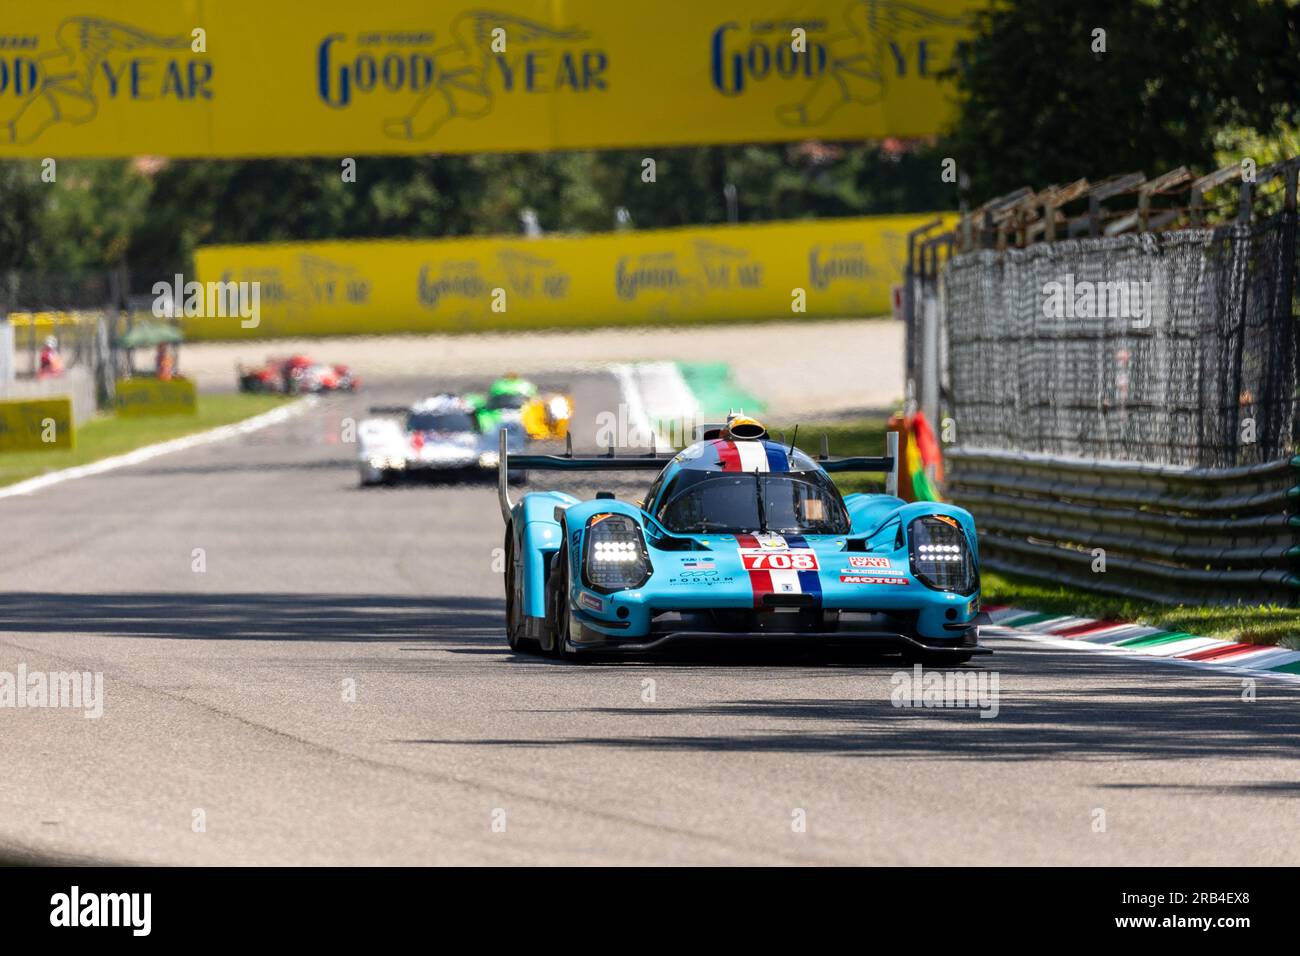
[[357, 394, 523, 486]]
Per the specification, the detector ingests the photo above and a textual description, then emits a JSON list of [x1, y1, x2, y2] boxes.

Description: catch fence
[[905, 157, 1300, 605]]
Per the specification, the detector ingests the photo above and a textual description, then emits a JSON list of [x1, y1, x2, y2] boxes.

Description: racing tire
[[545, 538, 583, 661], [504, 526, 535, 652]]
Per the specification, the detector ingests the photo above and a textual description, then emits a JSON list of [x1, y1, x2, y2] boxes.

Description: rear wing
[[496, 429, 899, 523], [497, 430, 674, 522], [814, 432, 899, 495]]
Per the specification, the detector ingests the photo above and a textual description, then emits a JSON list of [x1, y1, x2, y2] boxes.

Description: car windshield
[[407, 412, 476, 433], [487, 392, 528, 410], [657, 470, 850, 535]]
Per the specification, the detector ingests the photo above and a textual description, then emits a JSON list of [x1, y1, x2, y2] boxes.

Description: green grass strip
[[0, 392, 292, 488], [676, 362, 765, 416]]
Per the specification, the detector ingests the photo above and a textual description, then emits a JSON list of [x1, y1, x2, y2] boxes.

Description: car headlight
[[583, 513, 651, 591], [909, 515, 977, 594], [478, 451, 500, 468]]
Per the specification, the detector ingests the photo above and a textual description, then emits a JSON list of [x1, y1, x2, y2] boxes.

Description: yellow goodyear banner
[[0, 397, 75, 451], [0, 1, 977, 158], [188, 213, 952, 339], [114, 378, 197, 416]]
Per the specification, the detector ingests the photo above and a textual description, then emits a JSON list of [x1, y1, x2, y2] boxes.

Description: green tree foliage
[[3, 144, 954, 279], [1212, 120, 1300, 218], [940, 0, 1300, 201], [114, 143, 956, 277], [1, 160, 150, 274]]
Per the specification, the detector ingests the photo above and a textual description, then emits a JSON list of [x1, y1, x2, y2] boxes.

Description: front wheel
[[504, 526, 534, 652], [545, 538, 583, 661]]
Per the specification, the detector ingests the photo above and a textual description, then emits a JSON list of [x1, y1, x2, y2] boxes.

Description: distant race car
[[238, 355, 359, 394], [469, 376, 573, 441], [357, 394, 524, 486], [496, 413, 989, 662]]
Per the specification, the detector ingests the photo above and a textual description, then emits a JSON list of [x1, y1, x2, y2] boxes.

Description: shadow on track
[[0, 592, 501, 643], [406, 642, 1300, 764]]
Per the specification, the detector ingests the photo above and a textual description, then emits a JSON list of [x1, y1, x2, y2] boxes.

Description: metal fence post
[[904, 219, 943, 418], [920, 240, 942, 429]]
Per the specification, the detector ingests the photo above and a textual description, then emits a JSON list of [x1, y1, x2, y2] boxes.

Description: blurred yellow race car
[[470, 376, 573, 441], [520, 392, 573, 440]]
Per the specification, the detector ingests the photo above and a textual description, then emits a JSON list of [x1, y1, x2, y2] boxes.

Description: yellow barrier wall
[[188, 213, 953, 339], [114, 378, 197, 416], [0, 397, 75, 451], [0, 1, 977, 157]]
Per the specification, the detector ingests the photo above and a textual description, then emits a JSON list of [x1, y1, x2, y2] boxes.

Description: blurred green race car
[[470, 376, 572, 441]]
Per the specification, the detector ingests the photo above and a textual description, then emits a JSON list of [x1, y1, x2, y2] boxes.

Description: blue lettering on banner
[[809, 244, 873, 290], [710, 21, 827, 96], [318, 34, 438, 108], [98, 57, 212, 100], [319, 31, 607, 108], [0, 56, 40, 96]]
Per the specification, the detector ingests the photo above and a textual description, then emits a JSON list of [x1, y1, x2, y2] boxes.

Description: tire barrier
[[947, 447, 1300, 606]]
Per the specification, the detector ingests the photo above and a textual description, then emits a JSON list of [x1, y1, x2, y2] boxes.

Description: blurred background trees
[[940, 0, 1300, 199]]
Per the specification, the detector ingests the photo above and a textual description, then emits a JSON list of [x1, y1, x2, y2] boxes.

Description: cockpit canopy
[[645, 438, 851, 536]]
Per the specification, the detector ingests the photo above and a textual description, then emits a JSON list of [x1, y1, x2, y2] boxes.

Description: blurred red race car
[[237, 355, 360, 394]]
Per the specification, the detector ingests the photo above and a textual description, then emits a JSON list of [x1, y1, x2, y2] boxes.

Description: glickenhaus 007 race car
[[497, 414, 989, 662]]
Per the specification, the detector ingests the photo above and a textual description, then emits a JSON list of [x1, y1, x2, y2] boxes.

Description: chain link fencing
[[907, 159, 1300, 606], [944, 214, 1297, 469]]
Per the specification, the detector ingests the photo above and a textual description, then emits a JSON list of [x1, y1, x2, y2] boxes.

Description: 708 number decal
[[740, 550, 819, 571]]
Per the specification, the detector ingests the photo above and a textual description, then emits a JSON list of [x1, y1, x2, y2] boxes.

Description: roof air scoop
[[721, 410, 767, 441]]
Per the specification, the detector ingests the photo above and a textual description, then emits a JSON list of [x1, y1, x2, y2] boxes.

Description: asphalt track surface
[[2, 373, 1300, 865]]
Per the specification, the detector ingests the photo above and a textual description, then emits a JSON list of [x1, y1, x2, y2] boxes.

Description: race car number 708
[[740, 551, 819, 571]]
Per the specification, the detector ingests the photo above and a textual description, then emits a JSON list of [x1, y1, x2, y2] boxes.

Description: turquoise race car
[[496, 414, 988, 662]]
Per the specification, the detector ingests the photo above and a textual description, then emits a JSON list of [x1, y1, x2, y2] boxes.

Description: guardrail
[[946, 447, 1300, 606]]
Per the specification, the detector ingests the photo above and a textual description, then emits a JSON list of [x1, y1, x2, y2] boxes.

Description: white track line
[[0, 396, 316, 500], [610, 363, 697, 451]]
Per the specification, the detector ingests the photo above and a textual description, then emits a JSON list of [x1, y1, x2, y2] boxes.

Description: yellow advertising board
[[0, 397, 75, 451], [188, 213, 953, 340], [114, 378, 197, 416], [0, 1, 977, 158]]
